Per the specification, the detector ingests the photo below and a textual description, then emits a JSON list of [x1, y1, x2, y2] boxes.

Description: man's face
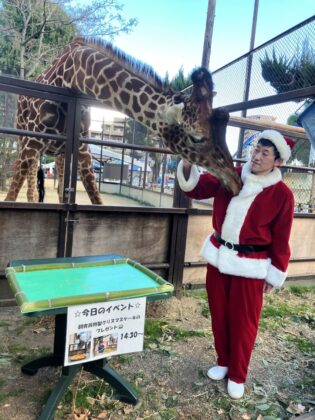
[[250, 143, 282, 176]]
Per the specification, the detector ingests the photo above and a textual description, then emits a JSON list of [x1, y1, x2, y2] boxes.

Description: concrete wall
[[0, 206, 314, 301], [0, 208, 60, 270], [0, 208, 172, 272], [71, 211, 171, 262]]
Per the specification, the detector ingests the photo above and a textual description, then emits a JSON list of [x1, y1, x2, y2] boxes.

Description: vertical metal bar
[[57, 97, 77, 258], [168, 213, 188, 296], [68, 98, 81, 205], [98, 116, 104, 191], [173, 157, 191, 208], [62, 99, 76, 205], [119, 118, 127, 194], [62, 97, 81, 257], [143, 152, 148, 190], [170, 156, 191, 293], [57, 210, 66, 258], [161, 154, 167, 193], [129, 120, 136, 187]]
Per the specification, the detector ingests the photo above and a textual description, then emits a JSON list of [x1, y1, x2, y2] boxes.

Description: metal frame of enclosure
[[0, 74, 191, 304], [0, 71, 315, 305]]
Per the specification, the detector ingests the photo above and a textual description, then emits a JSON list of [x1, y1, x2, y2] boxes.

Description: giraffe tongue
[[189, 135, 207, 144]]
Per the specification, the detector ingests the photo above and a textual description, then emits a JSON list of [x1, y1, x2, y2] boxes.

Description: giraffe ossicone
[[5, 37, 240, 204]]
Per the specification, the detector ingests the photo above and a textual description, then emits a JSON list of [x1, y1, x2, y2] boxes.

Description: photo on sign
[[67, 331, 92, 363], [93, 334, 118, 357]]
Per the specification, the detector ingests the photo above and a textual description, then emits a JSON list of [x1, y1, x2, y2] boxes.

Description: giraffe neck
[[39, 38, 177, 134]]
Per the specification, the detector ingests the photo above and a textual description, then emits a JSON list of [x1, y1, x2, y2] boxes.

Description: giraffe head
[[161, 68, 241, 195]]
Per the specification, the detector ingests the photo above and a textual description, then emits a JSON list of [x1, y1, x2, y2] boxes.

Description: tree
[[0, 0, 137, 78], [169, 66, 193, 92], [260, 39, 315, 99], [0, 0, 137, 191], [286, 114, 310, 165]]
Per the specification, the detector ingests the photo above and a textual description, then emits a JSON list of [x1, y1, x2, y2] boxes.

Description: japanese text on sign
[[64, 297, 146, 366]]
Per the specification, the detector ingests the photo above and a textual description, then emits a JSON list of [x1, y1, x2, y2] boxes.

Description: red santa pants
[[206, 264, 264, 383]]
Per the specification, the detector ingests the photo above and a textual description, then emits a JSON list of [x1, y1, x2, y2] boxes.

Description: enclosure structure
[[1, 16, 315, 304], [0, 73, 315, 307]]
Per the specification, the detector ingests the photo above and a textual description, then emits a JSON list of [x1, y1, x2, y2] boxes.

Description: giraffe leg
[[5, 149, 40, 202], [55, 154, 65, 203], [27, 160, 39, 202], [78, 144, 103, 205]]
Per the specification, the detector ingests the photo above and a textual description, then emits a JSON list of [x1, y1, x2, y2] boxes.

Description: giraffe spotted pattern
[[5, 37, 240, 204]]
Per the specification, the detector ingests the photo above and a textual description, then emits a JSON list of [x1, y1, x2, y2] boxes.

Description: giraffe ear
[[164, 103, 184, 125]]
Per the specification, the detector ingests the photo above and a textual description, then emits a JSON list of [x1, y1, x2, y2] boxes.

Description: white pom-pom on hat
[[257, 130, 295, 163]]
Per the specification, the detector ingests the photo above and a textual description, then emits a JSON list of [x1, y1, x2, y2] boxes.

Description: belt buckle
[[225, 241, 234, 251]]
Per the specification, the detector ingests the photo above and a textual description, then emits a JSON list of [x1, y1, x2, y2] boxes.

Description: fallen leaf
[[70, 407, 90, 420], [286, 402, 305, 414], [86, 396, 95, 405], [148, 343, 158, 349], [123, 407, 134, 414], [96, 412, 108, 419]]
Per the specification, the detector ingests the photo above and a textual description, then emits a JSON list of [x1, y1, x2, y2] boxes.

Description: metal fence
[[212, 16, 315, 124], [209, 16, 315, 210], [0, 16, 315, 210]]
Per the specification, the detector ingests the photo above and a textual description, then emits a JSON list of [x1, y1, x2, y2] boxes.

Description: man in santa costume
[[177, 129, 295, 399]]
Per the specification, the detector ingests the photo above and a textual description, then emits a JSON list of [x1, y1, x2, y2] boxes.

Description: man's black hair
[[257, 138, 281, 160]]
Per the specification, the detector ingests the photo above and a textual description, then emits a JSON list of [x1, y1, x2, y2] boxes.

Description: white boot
[[227, 379, 245, 399], [207, 365, 228, 380]]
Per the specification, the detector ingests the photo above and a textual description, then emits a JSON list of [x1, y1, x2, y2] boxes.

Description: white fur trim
[[176, 160, 200, 192], [265, 264, 287, 288], [241, 161, 282, 189], [200, 235, 219, 266], [257, 129, 291, 163], [221, 161, 282, 243], [200, 236, 270, 279]]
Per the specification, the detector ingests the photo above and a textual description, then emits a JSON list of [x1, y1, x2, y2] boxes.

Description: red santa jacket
[[177, 160, 294, 287]]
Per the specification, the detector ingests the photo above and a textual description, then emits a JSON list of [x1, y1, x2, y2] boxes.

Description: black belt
[[214, 232, 269, 254]]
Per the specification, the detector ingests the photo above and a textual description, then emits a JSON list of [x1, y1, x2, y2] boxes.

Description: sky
[[91, 0, 314, 151], [114, 0, 315, 78]]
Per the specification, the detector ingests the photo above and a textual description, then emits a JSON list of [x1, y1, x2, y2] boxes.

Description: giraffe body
[[5, 37, 240, 203]]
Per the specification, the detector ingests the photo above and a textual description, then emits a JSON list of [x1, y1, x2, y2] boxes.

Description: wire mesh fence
[[212, 16, 315, 118], [210, 16, 315, 212], [0, 16, 314, 210]]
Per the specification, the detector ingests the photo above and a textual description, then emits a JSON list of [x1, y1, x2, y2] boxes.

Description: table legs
[[22, 313, 139, 418], [84, 359, 138, 404], [38, 365, 81, 420], [21, 354, 62, 375]]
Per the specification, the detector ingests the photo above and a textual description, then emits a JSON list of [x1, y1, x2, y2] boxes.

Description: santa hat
[[257, 130, 295, 163]]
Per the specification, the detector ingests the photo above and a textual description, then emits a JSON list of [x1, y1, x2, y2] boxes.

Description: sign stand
[[6, 254, 174, 420], [22, 312, 138, 420]]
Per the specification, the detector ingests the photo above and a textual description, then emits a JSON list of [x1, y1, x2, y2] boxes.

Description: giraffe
[[5, 37, 241, 204]]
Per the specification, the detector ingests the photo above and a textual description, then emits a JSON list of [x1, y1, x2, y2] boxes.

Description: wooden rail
[[229, 116, 308, 140]]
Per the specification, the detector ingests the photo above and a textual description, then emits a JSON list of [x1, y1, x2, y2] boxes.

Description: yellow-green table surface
[[6, 257, 173, 313]]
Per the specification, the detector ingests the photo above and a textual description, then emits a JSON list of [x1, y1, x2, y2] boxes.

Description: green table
[[6, 255, 173, 420]]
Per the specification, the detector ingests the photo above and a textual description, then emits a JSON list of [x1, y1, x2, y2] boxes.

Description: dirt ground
[[0, 178, 145, 206], [0, 288, 314, 420]]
